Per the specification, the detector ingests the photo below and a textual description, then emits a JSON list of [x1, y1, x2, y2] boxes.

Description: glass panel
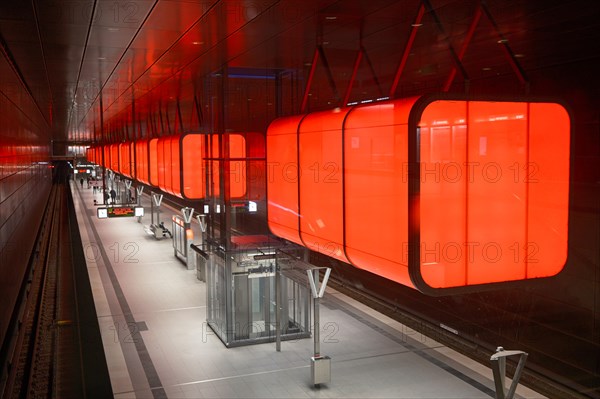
[[249, 277, 266, 338], [419, 100, 467, 288], [135, 140, 149, 184], [266, 115, 304, 244], [466, 101, 528, 285], [110, 144, 119, 171], [120, 143, 131, 177], [344, 98, 416, 287], [164, 137, 173, 194], [104, 146, 110, 168], [182, 134, 206, 199], [419, 99, 571, 287], [229, 134, 247, 199], [233, 274, 250, 340], [149, 138, 159, 186], [206, 252, 228, 343], [211, 134, 247, 199], [286, 278, 309, 337], [157, 138, 166, 191], [129, 143, 135, 179], [527, 103, 569, 278], [299, 109, 351, 262]]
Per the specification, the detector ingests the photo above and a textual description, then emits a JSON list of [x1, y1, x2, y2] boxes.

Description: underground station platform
[[71, 181, 544, 399]]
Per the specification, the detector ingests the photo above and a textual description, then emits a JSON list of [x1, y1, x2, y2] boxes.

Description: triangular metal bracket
[[181, 207, 194, 224], [125, 180, 132, 189], [136, 186, 144, 196], [152, 193, 163, 207], [306, 268, 331, 299], [490, 347, 528, 399], [195, 214, 207, 233]]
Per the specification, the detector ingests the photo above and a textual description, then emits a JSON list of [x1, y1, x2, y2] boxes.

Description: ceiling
[[0, 0, 598, 146]]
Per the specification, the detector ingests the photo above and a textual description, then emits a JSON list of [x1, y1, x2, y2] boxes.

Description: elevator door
[[233, 274, 276, 340]]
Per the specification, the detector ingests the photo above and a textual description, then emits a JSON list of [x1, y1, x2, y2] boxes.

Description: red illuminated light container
[[86, 147, 92, 163], [157, 136, 172, 194], [160, 135, 181, 196], [95, 147, 101, 165], [181, 134, 207, 199], [153, 133, 248, 199], [299, 109, 351, 263], [102, 145, 111, 169], [135, 140, 150, 185], [156, 134, 205, 199], [266, 94, 571, 295], [109, 144, 120, 172], [148, 138, 159, 186], [119, 142, 133, 178]]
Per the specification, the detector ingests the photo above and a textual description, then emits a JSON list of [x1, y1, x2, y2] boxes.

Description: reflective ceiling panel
[[1, 0, 597, 142]]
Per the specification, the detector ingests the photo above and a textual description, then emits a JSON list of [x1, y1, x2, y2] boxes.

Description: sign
[[97, 206, 144, 219], [248, 201, 257, 212]]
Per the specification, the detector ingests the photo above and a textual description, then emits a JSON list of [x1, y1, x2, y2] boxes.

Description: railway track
[[3, 185, 62, 398], [1, 180, 89, 398]]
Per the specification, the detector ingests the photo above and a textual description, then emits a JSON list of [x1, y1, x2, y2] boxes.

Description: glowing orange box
[[267, 95, 570, 295], [119, 143, 132, 178], [110, 144, 120, 172], [298, 108, 352, 263], [135, 140, 149, 185], [156, 134, 207, 199], [266, 116, 304, 245], [103, 145, 111, 169], [148, 138, 159, 186], [157, 136, 172, 194], [130, 143, 135, 178], [113, 133, 252, 200], [181, 134, 206, 199]]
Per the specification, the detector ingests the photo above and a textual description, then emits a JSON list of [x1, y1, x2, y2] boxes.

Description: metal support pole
[[150, 191, 154, 225], [152, 193, 163, 225], [307, 266, 331, 386], [389, 3, 425, 98], [125, 180, 132, 204], [479, 2, 529, 90], [301, 48, 320, 113], [498, 347, 506, 390], [181, 207, 195, 268], [343, 49, 363, 106], [136, 186, 144, 223], [313, 269, 320, 357], [275, 265, 281, 352], [443, 7, 481, 91], [317, 45, 340, 104]]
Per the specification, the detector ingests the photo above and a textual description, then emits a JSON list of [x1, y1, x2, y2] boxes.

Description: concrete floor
[[71, 181, 545, 399]]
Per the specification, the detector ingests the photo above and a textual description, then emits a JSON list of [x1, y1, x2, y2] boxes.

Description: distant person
[[80, 178, 84, 188], [87, 177, 91, 188], [104, 190, 110, 204], [92, 180, 97, 194], [110, 188, 117, 204]]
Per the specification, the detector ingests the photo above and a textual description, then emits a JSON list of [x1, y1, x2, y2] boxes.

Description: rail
[[2, 185, 62, 397]]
